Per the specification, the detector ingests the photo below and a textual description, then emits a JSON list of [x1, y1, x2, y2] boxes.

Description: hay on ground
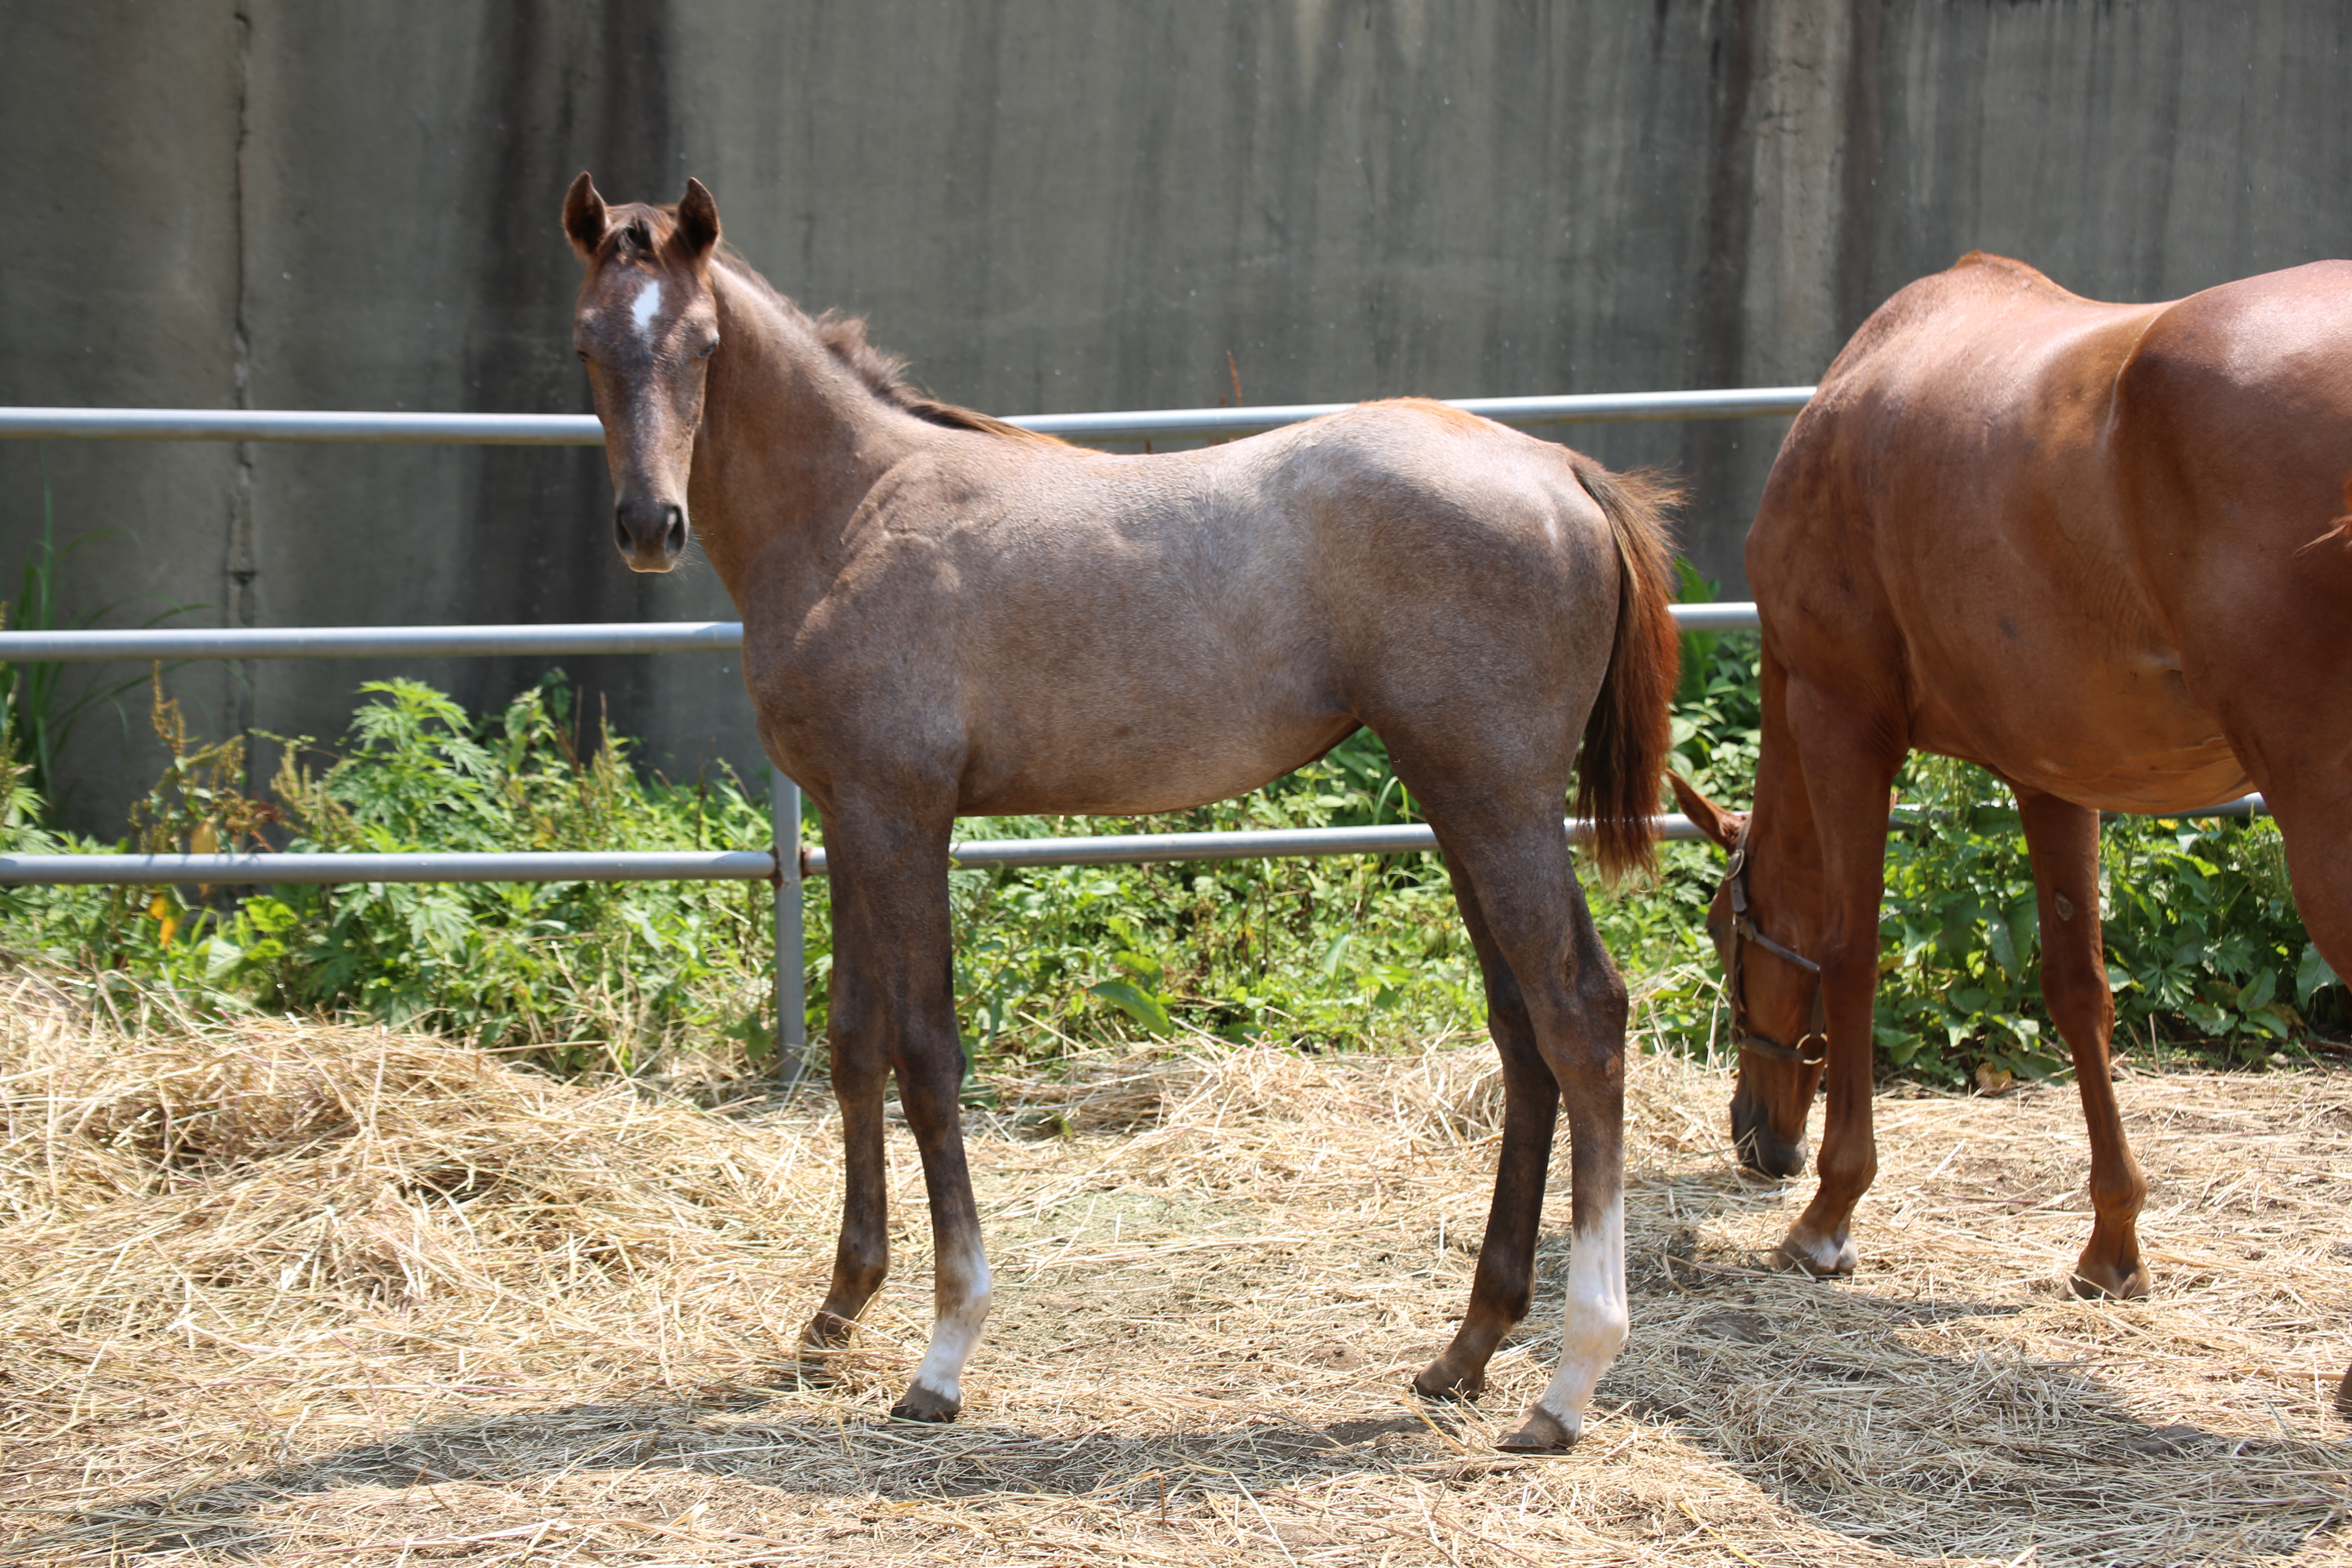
[[2, 969, 2347, 1565]]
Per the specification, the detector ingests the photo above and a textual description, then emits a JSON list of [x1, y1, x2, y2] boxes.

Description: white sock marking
[[630, 280, 664, 341], [909, 1238, 993, 1407], [1530, 1194, 1628, 1442]]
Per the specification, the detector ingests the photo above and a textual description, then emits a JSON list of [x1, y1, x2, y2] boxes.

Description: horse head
[[562, 172, 724, 573], [1667, 772, 1824, 1178]]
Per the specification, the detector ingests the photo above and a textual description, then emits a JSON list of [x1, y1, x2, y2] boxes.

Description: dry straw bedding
[[2, 971, 2348, 1566]]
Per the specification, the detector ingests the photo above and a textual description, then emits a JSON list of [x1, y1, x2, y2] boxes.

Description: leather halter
[[1719, 822, 1829, 1067]]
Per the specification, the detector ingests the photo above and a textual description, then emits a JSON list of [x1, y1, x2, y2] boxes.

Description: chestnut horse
[[1669, 253, 2352, 1402], [561, 176, 1680, 1448]]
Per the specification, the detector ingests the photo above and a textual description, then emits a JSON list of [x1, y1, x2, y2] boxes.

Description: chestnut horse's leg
[[2205, 708, 2352, 1412], [819, 797, 993, 1424], [796, 858, 893, 1375], [1776, 678, 1905, 1277], [1409, 801, 1629, 1451], [2014, 786, 2151, 1299], [1411, 858, 1559, 1402]]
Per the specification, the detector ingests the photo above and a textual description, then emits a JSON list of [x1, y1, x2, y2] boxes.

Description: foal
[[562, 175, 1679, 1448]]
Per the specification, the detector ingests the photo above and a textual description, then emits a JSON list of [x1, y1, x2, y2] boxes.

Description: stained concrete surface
[[2, 1, 2347, 831]]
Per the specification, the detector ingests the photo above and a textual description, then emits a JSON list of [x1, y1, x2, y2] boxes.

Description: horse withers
[[1669, 252, 2352, 1409], [560, 175, 1683, 1448]]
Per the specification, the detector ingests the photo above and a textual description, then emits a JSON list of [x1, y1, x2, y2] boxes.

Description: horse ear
[[674, 178, 721, 262], [562, 172, 609, 258], [1666, 771, 1747, 852]]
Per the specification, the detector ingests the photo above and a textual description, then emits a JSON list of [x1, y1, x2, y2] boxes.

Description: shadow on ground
[[33, 1273, 2342, 1566]]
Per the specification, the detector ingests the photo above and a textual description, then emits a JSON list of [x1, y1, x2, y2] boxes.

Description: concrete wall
[[4, 0, 2349, 832]]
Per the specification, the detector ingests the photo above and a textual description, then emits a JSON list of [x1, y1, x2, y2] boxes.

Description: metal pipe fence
[[0, 388, 2270, 1082], [0, 386, 1818, 448]]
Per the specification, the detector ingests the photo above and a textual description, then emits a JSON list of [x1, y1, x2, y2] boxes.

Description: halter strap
[[1720, 831, 1828, 1067]]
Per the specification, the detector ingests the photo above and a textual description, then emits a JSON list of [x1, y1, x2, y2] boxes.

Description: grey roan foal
[[562, 174, 1680, 1450]]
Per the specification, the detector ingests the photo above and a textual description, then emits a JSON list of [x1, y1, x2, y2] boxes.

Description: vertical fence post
[[773, 775, 808, 1088]]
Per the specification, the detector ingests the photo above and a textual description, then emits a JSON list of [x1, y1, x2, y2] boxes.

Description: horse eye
[[698, 339, 719, 358]]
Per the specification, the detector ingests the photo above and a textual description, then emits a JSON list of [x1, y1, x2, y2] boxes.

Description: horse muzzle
[[1731, 1086, 1810, 1178], [614, 497, 689, 572]]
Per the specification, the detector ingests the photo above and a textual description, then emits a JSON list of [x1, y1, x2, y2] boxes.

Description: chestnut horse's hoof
[[2069, 1258, 2152, 1300], [889, 1383, 962, 1423], [2335, 1364, 2352, 1419], [1775, 1227, 1857, 1278], [1411, 1361, 1485, 1402], [1497, 1407, 1578, 1452]]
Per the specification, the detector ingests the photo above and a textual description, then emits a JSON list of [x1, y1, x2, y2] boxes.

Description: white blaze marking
[[630, 280, 664, 341], [1528, 1194, 1628, 1443], [907, 1239, 993, 1407]]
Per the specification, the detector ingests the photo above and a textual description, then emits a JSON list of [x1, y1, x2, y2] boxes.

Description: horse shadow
[[27, 1387, 1475, 1559], [1598, 1154, 2346, 1562], [27, 1160, 2344, 1563], [35, 1287, 2343, 1566]]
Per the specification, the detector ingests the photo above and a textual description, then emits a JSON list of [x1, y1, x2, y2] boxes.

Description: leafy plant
[[1, 573, 2340, 1087]]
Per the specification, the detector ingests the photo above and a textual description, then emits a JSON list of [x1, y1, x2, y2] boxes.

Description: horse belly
[[1908, 637, 2250, 813], [955, 702, 1356, 817]]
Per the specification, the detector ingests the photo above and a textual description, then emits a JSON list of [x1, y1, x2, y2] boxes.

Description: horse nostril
[[663, 506, 687, 557], [613, 509, 634, 555]]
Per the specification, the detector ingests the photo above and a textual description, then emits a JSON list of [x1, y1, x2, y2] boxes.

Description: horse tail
[[1567, 457, 1682, 882]]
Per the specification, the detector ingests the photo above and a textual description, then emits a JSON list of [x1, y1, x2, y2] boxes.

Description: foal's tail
[[1568, 458, 1682, 882]]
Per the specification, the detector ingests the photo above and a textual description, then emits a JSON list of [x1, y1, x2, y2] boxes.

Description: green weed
[[0, 621, 2338, 1086]]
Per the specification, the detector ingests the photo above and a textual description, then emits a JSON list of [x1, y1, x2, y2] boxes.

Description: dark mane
[[712, 247, 1069, 446]]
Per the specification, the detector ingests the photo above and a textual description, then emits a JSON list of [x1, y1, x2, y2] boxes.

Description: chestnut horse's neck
[[684, 262, 922, 600]]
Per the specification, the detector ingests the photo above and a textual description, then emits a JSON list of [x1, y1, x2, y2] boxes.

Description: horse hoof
[[1497, 1407, 1577, 1452], [2069, 1261, 2152, 1301], [1411, 1362, 1485, 1402], [889, 1383, 961, 1423], [790, 1354, 841, 1389], [2335, 1365, 2352, 1420], [1776, 1229, 1856, 1278]]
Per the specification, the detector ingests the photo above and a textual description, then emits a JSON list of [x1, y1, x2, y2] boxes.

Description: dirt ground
[[4, 974, 2348, 1566]]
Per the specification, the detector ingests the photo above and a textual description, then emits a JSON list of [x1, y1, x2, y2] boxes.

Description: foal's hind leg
[[2016, 787, 2149, 1299], [1416, 802, 1629, 1452], [1411, 860, 1559, 1401]]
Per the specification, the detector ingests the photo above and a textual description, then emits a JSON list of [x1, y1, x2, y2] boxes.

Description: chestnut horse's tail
[[1567, 457, 1682, 881]]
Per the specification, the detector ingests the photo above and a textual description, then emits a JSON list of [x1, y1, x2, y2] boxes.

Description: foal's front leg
[[797, 868, 891, 1374], [826, 801, 993, 1423]]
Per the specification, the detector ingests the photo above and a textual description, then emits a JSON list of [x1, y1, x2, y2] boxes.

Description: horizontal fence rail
[[0, 604, 1762, 663], [0, 386, 1819, 448], [0, 850, 780, 887], [0, 820, 1698, 888], [0, 621, 746, 662]]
